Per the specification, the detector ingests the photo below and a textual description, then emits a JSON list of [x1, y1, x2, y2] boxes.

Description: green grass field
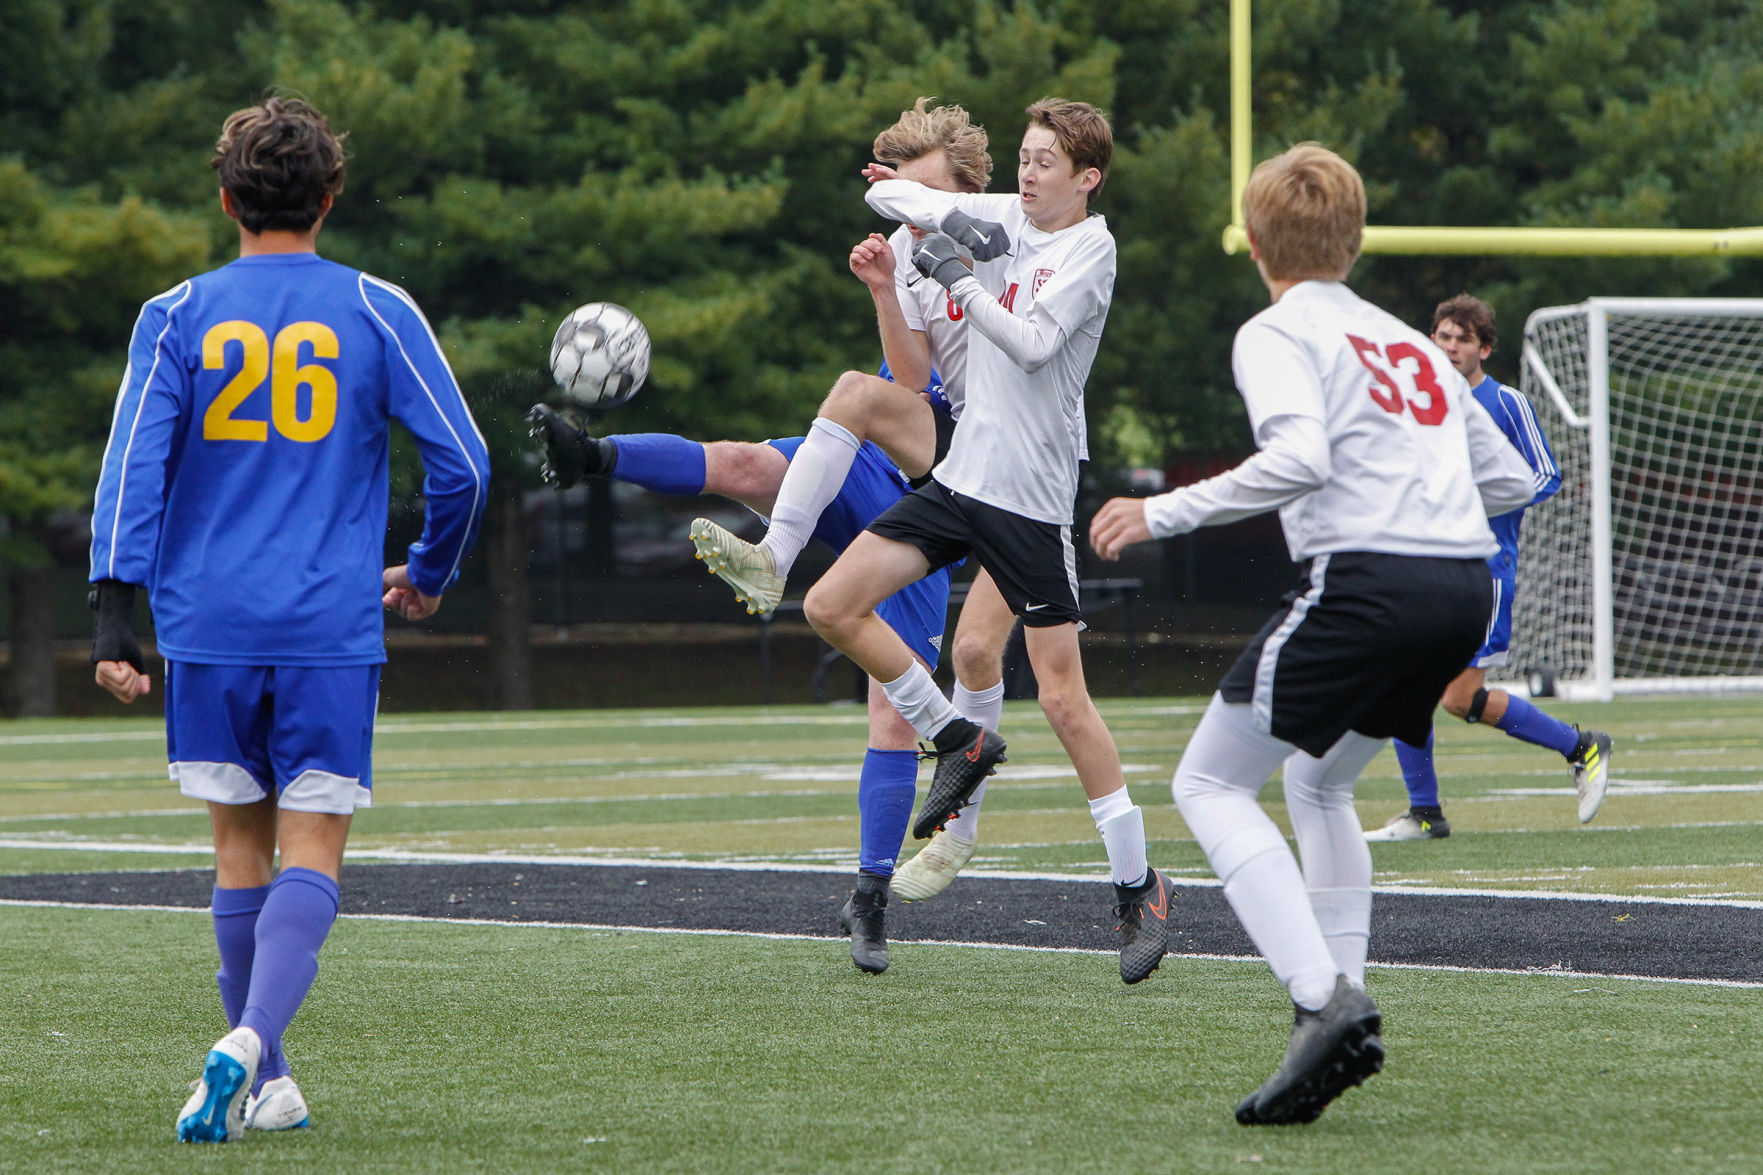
[[3, 694, 1762, 1173]]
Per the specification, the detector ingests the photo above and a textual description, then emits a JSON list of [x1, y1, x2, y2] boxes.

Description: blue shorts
[[164, 661, 380, 813], [1471, 565, 1516, 669], [766, 436, 952, 666]]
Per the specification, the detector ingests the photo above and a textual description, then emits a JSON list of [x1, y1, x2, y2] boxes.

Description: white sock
[[1281, 732, 1384, 989], [761, 417, 861, 577], [1091, 788, 1147, 887], [1098, 809, 1149, 889], [1172, 694, 1340, 1010], [1308, 887, 1371, 987], [940, 779, 985, 840], [942, 680, 1006, 840], [952, 679, 1005, 732], [879, 662, 960, 742]]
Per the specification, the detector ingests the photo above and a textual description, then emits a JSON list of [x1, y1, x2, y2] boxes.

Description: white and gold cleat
[[890, 829, 977, 901], [689, 518, 784, 615]]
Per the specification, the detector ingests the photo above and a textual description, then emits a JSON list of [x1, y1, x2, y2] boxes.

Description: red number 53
[[1346, 335, 1449, 426]]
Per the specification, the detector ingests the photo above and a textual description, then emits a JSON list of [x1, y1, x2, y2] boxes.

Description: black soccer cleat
[[1114, 867, 1172, 984], [838, 873, 891, 974], [1235, 975, 1384, 1126], [911, 719, 1006, 841], [526, 403, 612, 489]]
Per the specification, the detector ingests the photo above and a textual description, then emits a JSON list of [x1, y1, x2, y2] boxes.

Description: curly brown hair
[[210, 97, 347, 234], [1433, 293, 1497, 351]]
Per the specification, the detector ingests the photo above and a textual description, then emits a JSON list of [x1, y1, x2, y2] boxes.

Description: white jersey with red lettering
[[867, 184, 1113, 524], [888, 224, 968, 418], [1236, 280, 1503, 561]]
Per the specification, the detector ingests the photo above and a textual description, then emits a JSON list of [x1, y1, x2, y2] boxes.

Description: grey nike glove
[[939, 208, 1010, 260], [911, 235, 972, 292]]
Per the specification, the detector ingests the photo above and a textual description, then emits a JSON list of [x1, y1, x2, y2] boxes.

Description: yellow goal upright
[[1222, 0, 1763, 258]]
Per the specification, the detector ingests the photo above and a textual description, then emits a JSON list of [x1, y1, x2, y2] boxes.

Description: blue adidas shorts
[[1471, 564, 1516, 669], [766, 436, 952, 666], [164, 661, 380, 814]]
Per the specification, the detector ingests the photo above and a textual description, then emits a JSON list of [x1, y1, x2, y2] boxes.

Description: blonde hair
[[873, 98, 991, 193], [1242, 143, 1365, 281], [1025, 97, 1113, 195]]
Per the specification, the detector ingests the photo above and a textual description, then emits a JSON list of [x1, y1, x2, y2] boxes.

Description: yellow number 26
[[201, 321, 339, 443]]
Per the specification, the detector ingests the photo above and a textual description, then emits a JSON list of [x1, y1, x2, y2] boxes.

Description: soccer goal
[[1510, 299, 1763, 700]]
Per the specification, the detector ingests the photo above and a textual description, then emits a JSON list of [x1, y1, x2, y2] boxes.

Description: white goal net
[[1511, 298, 1763, 700]]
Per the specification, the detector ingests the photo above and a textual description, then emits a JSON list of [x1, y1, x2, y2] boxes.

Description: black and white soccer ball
[[549, 302, 650, 409]]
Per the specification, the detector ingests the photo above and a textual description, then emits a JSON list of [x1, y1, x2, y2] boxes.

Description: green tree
[[0, 162, 209, 714]]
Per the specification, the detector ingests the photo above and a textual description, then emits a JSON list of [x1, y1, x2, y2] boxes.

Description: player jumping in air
[[89, 97, 490, 1142], [1090, 144, 1535, 1121], [1365, 293, 1613, 841], [528, 99, 993, 973], [795, 99, 1176, 986], [686, 99, 1022, 904]]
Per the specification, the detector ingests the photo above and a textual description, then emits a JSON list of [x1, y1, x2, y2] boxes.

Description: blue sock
[[606, 434, 707, 496], [212, 884, 288, 1090], [857, 749, 919, 876], [1393, 728, 1441, 810], [1495, 695, 1581, 757], [238, 867, 340, 1067]]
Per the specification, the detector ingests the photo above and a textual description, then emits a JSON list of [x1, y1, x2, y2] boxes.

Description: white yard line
[[3, 839, 1761, 909]]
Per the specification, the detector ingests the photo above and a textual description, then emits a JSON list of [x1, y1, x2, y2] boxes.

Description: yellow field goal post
[[1221, 0, 1763, 259], [1225, 1, 1763, 700]]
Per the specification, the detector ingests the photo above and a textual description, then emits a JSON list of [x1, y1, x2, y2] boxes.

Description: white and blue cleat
[[176, 1027, 261, 1143], [245, 1075, 310, 1131]]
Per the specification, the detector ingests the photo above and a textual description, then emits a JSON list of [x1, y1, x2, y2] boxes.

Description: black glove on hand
[[939, 208, 1011, 261], [89, 579, 145, 671], [911, 235, 973, 292], [526, 403, 607, 489]]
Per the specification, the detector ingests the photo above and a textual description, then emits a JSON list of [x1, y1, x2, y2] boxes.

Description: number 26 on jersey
[[1346, 334, 1448, 426], [202, 321, 338, 443]]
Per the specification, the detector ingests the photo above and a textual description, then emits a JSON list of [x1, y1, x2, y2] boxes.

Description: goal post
[[1510, 299, 1763, 700]]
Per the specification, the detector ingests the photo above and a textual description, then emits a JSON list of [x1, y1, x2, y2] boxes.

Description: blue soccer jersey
[[1469, 374, 1561, 665], [90, 253, 490, 666], [1473, 374, 1560, 569]]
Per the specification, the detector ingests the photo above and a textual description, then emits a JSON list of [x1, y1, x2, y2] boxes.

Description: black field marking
[[3, 864, 1758, 983]]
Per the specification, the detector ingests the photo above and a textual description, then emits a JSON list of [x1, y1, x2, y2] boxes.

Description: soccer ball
[[549, 302, 650, 408]]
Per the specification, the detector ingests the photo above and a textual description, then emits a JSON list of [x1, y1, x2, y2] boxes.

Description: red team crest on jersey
[[1033, 267, 1056, 295]]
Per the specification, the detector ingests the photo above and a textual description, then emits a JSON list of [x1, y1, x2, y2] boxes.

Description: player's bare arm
[[851, 233, 932, 393]]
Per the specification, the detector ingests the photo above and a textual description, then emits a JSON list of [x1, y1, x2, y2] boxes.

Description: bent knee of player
[[950, 632, 1005, 688], [1438, 686, 1474, 721], [803, 580, 858, 640], [1032, 675, 1097, 736], [703, 441, 784, 503], [821, 370, 882, 423]]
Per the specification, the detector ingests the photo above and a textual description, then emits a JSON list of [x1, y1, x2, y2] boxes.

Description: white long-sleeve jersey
[[1142, 281, 1533, 561], [885, 224, 969, 417], [866, 180, 1114, 524]]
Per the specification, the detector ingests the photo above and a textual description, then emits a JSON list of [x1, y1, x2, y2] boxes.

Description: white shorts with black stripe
[[867, 479, 1082, 627], [1218, 551, 1492, 757]]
